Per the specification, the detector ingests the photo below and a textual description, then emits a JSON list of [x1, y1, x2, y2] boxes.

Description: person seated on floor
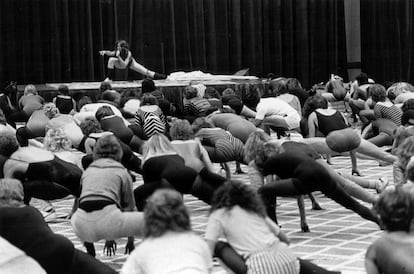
[[365, 186, 414, 274], [205, 180, 340, 274], [0, 178, 116, 274], [96, 105, 145, 153], [78, 117, 142, 174], [221, 87, 257, 118], [52, 84, 77, 115], [71, 135, 144, 258], [121, 189, 213, 274], [7, 84, 45, 127]]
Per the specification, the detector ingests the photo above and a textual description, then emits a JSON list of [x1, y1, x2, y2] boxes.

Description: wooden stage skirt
[[17, 78, 266, 111]]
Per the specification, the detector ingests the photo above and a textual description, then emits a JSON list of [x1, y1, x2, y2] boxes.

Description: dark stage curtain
[[0, 0, 347, 88], [361, 0, 414, 84]]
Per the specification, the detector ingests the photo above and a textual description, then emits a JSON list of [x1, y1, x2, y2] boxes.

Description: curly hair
[[93, 134, 123, 162], [144, 188, 191, 238], [170, 119, 194, 141], [79, 117, 103, 136], [392, 127, 414, 154], [395, 136, 414, 173], [210, 180, 266, 217], [243, 130, 284, 168], [0, 131, 19, 157], [204, 87, 221, 100], [95, 105, 114, 121], [140, 94, 158, 106], [374, 186, 414, 232], [43, 102, 60, 119], [369, 84, 387, 102], [0, 178, 24, 207], [43, 128, 72, 152]]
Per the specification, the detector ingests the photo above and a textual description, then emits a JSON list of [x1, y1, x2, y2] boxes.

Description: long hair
[[144, 189, 191, 238], [210, 180, 266, 217], [43, 102, 60, 119], [244, 130, 284, 168], [395, 136, 414, 173], [141, 133, 176, 164]]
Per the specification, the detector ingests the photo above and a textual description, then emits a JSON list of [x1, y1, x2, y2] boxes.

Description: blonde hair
[[43, 103, 60, 119], [0, 178, 24, 207], [243, 130, 284, 168], [142, 134, 176, 164], [23, 84, 37, 96], [43, 128, 72, 152]]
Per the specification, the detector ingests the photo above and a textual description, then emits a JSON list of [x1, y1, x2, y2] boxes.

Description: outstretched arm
[[99, 50, 116, 56]]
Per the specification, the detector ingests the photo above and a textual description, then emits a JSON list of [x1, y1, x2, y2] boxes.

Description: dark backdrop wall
[[361, 0, 414, 84], [0, 0, 347, 88]]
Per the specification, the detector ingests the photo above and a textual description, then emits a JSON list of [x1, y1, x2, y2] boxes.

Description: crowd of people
[[1, 71, 414, 274]]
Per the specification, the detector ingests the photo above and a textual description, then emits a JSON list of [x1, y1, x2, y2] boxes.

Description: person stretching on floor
[[99, 40, 166, 81]]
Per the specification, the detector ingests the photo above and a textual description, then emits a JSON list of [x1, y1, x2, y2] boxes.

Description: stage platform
[[17, 77, 266, 111]]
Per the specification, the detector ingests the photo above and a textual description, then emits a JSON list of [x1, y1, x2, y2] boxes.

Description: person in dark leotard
[[95, 105, 144, 153], [307, 95, 361, 175], [0, 131, 82, 205], [133, 134, 223, 211], [99, 40, 166, 81], [0, 178, 116, 274], [52, 84, 76, 115]]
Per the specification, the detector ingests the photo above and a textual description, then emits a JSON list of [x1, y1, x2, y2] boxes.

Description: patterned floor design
[[31, 151, 392, 274]]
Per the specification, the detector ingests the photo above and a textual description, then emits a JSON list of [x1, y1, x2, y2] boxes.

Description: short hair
[[269, 78, 288, 96], [43, 103, 60, 119], [144, 189, 191, 237], [99, 81, 112, 93], [140, 94, 158, 106], [93, 134, 123, 162], [356, 72, 369, 86], [204, 87, 221, 99], [184, 86, 198, 99], [101, 90, 121, 105], [369, 84, 387, 102], [0, 131, 19, 157], [302, 95, 328, 118], [191, 117, 214, 133], [286, 78, 302, 90], [95, 105, 115, 121], [374, 186, 414, 232], [58, 85, 69, 95], [77, 96, 93, 110], [43, 128, 72, 152], [401, 99, 414, 113], [24, 84, 37, 96], [170, 119, 194, 140], [79, 117, 102, 136], [0, 178, 24, 207], [222, 88, 236, 97], [243, 86, 261, 110], [142, 78, 156, 94], [210, 180, 266, 217]]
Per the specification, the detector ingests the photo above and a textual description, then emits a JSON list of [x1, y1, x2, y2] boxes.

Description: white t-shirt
[[121, 231, 212, 274], [205, 206, 281, 258], [255, 97, 300, 129]]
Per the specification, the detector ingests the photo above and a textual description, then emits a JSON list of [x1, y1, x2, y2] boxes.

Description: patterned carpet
[[32, 152, 392, 274]]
